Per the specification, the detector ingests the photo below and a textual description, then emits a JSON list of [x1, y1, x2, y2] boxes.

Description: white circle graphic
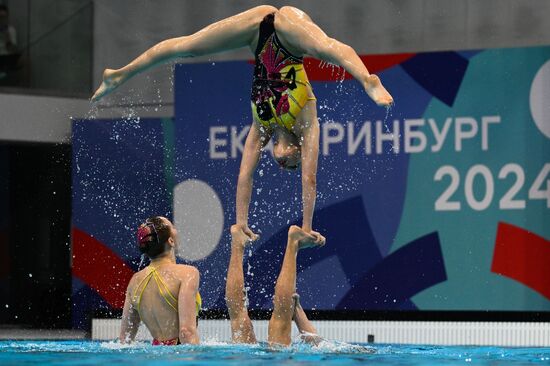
[[530, 59, 550, 139], [173, 179, 224, 261]]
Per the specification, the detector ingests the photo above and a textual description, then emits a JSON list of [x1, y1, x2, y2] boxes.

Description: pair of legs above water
[[92, 6, 393, 107], [225, 225, 324, 346]]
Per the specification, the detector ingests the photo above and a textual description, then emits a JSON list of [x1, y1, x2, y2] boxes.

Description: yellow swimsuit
[[132, 266, 202, 317], [251, 13, 316, 132]]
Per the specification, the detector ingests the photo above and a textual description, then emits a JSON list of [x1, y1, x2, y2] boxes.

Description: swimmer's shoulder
[[173, 264, 200, 283], [131, 267, 152, 282], [125, 270, 144, 294]]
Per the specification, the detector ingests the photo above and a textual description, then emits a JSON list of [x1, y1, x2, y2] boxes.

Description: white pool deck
[[92, 319, 550, 347], [0, 328, 86, 340], [2, 320, 548, 346]]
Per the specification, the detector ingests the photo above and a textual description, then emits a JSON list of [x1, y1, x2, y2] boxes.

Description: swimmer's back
[[128, 264, 199, 341]]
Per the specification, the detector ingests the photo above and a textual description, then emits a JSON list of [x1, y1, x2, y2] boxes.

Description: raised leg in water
[[225, 225, 258, 344], [268, 226, 325, 346]]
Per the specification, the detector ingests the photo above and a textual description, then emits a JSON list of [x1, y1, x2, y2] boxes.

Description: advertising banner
[[72, 46, 550, 327]]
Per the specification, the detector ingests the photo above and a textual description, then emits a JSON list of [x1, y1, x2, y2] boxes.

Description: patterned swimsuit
[[250, 13, 316, 132]]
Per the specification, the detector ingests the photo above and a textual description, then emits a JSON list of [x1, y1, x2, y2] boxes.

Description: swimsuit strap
[[132, 267, 156, 316], [133, 266, 202, 317], [151, 268, 179, 312], [132, 266, 178, 314]]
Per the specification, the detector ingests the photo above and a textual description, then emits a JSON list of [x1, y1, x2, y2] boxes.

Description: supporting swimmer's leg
[[225, 225, 257, 344], [268, 226, 324, 346]]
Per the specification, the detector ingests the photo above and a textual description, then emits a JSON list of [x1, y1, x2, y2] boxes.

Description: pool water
[[1, 340, 549, 365]]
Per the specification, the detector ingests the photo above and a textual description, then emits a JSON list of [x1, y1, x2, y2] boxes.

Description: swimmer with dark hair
[[92, 6, 393, 243], [226, 224, 324, 346], [120, 216, 201, 345]]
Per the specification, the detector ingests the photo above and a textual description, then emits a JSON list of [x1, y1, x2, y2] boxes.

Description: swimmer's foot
[[364, 74, 394, 107], [288, 225, 325, 250], [91, 68, 126, 102]]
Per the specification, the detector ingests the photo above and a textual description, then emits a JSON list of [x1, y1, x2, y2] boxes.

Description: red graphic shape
[[491, 222, 550, 300], [72, 227, 135, 308], [248, 53, 416, 81], [304, 53, 416, 81]]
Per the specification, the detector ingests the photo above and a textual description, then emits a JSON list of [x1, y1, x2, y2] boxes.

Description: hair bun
[[137, 226, 154, 247], [136, 218, 169, 258]]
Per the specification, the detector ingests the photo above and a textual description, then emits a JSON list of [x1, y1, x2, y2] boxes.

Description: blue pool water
[[1, 340, 549, 365]]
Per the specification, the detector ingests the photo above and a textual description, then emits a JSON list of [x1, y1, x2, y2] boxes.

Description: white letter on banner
[[231, 125, 250, 158], [323, 121, 344, 156], [347, 121, 372, 155], [209, 126, 227, 159], [481, 116, 501, 151], [376, 120, 400, 154], [455, 117, 479, 151], [404, 119, 427, 153], [429, 117, 452, 152]]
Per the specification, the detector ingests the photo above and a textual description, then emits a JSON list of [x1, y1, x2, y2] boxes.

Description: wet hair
[[137, 216, 171, 258]]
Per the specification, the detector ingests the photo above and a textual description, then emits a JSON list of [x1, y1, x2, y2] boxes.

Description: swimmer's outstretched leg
[[225, 225, 257, 344], [276, 6, 393, 106], [91, 5, 277, 101], [268, 226, 325, 346]]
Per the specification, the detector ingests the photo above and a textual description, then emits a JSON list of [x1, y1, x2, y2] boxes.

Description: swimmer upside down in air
[[226, 224, 325, 346], [92, 6, 394, 242]]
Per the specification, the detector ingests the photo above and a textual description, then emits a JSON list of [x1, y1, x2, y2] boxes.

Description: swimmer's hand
[[299, 227, 326, 248], [231, 223, 259, 242], [309, 230, 326, 246], [91, 68, 125, 102], [289, 226, 326, 248], [230, 224, 259, 249]]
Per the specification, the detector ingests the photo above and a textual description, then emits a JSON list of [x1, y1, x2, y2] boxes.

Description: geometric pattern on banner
[[491, 222, 550, 301], [337, 232, 447, 310], [401, 51, 469, 107]]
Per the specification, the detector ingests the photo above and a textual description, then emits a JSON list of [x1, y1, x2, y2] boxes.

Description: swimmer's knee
[[268, 317, 290, 333], [272, 286, 292, 306], [302, 173, 316, 186], [272, 290, 295, 321], [268, 318, 292, 345]]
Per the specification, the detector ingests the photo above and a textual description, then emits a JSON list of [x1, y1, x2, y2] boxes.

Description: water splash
[[137, 254, 147, 270]]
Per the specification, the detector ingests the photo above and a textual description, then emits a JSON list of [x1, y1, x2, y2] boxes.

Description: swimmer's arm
[[119, 277, 140, 343], [300, 119, 320, 232], [236, 123, 268, 238], [178, 267, 200, 344]]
